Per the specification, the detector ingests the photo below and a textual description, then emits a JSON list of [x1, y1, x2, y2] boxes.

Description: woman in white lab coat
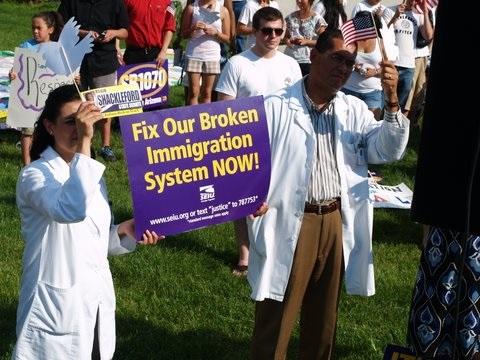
[[13, 85, 161, 359]]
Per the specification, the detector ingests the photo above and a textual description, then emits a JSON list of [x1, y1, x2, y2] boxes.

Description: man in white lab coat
[[248, 27, 409, 359]]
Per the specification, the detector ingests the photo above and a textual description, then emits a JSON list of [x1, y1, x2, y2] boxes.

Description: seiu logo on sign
[[200, 185, 215, 202]]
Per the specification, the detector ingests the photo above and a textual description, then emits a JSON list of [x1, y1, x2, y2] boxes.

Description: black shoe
[[99, 146, 116, 161]]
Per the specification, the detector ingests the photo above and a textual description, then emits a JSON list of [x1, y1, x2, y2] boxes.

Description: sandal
[[232, 264, 248, 277]]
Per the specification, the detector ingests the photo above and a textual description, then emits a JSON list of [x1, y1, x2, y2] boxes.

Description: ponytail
[[30, 85, 81, 161]]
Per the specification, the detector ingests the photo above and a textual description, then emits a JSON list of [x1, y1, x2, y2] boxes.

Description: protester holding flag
[[8, 11, 64, 166], [248, 27, 409, 359], [12, 85, 161, 359]]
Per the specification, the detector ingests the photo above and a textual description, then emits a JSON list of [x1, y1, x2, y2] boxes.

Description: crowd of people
[[10, 0, 471, 359]]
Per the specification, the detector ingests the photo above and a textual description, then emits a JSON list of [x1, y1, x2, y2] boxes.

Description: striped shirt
[[302, 79, 342, 203]]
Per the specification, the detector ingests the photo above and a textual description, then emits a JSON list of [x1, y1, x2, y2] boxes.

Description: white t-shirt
[[237, 0, 280, 48], [390, 8, 424, 68], [215, 49, 302, 98]]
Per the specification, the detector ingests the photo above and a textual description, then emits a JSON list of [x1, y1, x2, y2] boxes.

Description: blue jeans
[[396, 66, 415, 110], [342, 88, 383, 109], [233, 0, 247, 54]]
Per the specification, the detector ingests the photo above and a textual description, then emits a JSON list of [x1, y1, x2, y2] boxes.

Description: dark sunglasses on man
[[260, 27, 284, 37]]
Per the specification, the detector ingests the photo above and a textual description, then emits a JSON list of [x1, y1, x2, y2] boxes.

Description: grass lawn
[[0, 1, 423, 358]]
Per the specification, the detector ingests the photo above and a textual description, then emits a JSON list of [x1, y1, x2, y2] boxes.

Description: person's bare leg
[[200, 73, 217, 104], [101, 118, 111, 148], [232, 219, 249, 276], [21, 134, 32, 166], [187, 72, 201, 105]]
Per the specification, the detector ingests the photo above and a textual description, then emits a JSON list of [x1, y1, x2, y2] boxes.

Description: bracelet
[[385, 100, 399, 109]]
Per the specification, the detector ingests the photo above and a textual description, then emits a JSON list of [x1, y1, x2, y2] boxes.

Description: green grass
[[0, 2, 423, 358]]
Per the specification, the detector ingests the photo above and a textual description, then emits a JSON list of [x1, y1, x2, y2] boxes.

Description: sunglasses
[[259, 27, 284, 37], [328, 53, 356, 69]]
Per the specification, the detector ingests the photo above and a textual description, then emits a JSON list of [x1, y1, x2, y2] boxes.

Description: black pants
[[124, 47, 160, 65], [91, 310, 101, 360]]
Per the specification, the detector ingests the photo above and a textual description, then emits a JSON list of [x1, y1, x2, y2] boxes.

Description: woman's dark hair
[[322, 0, 347, 30], [355, 10, 382, 30], [30, 85, 81, 161], [33, 11, 64, 42]]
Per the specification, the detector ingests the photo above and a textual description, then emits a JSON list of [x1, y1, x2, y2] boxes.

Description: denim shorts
[[342, 88, 383, 109]]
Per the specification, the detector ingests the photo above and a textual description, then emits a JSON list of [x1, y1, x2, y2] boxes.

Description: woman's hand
[[249, 202, 269, 219], [138, 229, 163, 245], [118, 219, 164, 245], [193, 21, 207, 31], [8, 68, 17, 81], [75, 101, 102, 140], [74, 101, 102, 156], [203, 25, 218, 36]]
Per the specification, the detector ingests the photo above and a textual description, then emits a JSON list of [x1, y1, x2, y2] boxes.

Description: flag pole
[[59, 45, 84, 100], [370, 12, 388, 61]]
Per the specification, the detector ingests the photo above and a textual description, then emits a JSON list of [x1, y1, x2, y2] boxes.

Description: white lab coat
[[247, 81, 409, 300], [13, 147, 137, 360]]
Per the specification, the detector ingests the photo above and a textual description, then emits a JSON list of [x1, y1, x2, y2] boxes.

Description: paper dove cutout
[[198, 7, 220, 24], [36, 17, 93, 75]]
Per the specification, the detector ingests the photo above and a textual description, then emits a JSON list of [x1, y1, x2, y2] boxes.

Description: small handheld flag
[[414, 0, 438, 14], [340, 14, 377, 46]]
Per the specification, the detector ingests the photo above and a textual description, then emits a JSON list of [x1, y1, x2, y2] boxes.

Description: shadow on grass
[[335, 343, 375, 359], [115, 204, 237, 267], [0, 301, 18, 357], [165, 229, 236, 266], [115, 316, 249, 359], [373, 209, 422, 246], [0, 194, 17, 207]]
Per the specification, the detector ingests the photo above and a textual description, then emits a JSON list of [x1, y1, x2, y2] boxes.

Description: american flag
[[166, 1, 176, 15], [340, 14, 377, 46], [414, 0, 439, 13]]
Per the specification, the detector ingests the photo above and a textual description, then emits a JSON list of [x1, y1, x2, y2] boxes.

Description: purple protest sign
[[117, 61, 169, 110], [119, 96, 271, 238]]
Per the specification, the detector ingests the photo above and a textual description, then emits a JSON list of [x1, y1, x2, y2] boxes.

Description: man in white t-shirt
[[216, 6, 302, 277], [236, 0, 280, 49], [217, 7, 301, 99]]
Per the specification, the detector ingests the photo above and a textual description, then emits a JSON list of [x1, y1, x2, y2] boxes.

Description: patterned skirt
[[408, 227, 480, 359]]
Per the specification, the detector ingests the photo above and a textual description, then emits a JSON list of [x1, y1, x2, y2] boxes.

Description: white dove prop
[[36, 17, 94, 75]]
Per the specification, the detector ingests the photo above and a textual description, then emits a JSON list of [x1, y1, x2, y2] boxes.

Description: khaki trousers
[[250, 210, 343, 360], [405, 56, 428, 111]]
